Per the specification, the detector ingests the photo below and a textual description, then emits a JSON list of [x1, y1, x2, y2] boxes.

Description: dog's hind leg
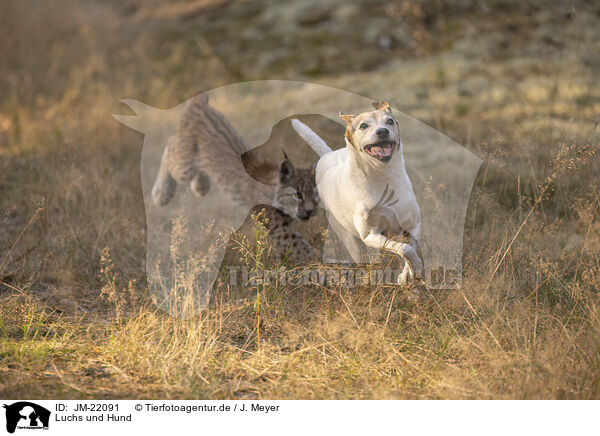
[[324, 212, 368, 264]]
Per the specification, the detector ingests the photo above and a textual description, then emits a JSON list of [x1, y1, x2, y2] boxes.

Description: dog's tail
[[291, 119, 333, 157]]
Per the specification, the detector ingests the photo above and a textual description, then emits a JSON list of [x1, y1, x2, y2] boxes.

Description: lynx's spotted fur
[[152, 94, 319, 265]]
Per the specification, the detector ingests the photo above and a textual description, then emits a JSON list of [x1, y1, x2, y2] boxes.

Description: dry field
[[1, 0, 600, 399]]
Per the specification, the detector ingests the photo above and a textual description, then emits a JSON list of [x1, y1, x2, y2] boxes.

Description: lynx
[[152, 94, 319, 264]]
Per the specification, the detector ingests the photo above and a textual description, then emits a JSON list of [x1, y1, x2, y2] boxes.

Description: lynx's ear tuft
[[339, 112, 355, 128], [372, 100, 390, 112], [278, 152, 296, 185]]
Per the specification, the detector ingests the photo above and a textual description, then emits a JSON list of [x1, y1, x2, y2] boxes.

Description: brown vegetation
[[1, 0, 599, 399]]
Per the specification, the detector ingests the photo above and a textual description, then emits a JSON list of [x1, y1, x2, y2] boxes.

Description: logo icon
[[3, 402, 50, 434]]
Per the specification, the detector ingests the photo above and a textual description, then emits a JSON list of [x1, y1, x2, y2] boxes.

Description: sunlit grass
[[1, 0, 600, 399]]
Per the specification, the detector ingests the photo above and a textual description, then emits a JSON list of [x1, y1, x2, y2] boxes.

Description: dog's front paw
[[397, 267, 414, 286], [413, 263, 423, 280]]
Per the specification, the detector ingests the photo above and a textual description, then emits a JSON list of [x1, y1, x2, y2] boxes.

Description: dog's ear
[[278, 153, 296, 186], [339, 112, 355, 128], [372, 100, 390, 112]]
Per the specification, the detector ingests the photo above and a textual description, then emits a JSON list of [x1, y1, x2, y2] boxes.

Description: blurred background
[[1, 0, 599, 399]]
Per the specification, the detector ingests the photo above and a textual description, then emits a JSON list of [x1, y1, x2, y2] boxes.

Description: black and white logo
[[3, 402, 50, 434]]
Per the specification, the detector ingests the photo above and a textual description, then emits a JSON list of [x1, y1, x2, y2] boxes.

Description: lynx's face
[[275, 159, 319, 221]]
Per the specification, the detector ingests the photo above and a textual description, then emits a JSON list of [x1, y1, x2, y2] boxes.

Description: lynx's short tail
[[291, 119, 333, 157]]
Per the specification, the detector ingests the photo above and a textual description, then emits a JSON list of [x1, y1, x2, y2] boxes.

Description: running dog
[[292, 101, 423, 285]]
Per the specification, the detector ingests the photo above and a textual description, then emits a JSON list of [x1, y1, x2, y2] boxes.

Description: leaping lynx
[[151, 94, 320, 265]]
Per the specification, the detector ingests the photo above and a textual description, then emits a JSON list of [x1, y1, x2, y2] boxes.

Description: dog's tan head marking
[[372, 100, 390, 112], [339, 112, 357, 148], [339, 112, 355, 125], [342, 101, 400, 163]]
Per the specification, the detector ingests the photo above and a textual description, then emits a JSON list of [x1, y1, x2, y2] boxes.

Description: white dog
[[292, 101, 423, 285]]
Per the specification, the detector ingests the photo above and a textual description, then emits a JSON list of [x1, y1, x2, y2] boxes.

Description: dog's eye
[[386, 118, 395, 125], [313, 191, 320, 201], [294, 191, 304, 200], [359, 123, 369, 130]]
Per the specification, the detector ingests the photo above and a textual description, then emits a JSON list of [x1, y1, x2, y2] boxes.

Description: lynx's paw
[[190, 171, 211, 197], [152, 174, 176, 206]]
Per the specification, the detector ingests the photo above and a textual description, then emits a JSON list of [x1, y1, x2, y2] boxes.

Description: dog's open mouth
[[363, 140, 395, 161]]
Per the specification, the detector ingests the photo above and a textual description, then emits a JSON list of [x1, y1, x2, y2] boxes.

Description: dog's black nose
[[376, 127, 389, 137]]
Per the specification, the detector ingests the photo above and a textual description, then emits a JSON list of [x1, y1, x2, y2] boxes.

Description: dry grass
[[1, 0, 600, 399]]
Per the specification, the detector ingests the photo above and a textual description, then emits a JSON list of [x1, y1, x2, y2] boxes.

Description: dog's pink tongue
[[373, 146, 391, 156]]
